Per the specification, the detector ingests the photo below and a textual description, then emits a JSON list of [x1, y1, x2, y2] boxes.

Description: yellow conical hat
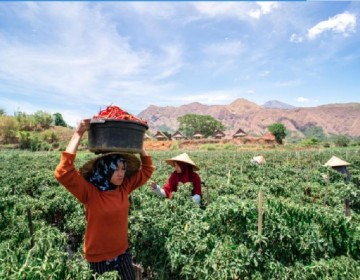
[[324, 156, 350, 167], [252, 155, 266, 164], [165, 153, 199, 171]]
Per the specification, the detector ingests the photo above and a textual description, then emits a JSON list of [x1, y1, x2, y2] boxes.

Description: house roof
[[172, 130, 186, 139], [154, 130, 168, 139], [213, 129, 225, 137], [233, 128, 247, 137], [193, 131, 204, 137]]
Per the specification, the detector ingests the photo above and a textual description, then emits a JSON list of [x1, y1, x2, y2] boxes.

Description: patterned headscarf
[[87, 155, 127, 191]]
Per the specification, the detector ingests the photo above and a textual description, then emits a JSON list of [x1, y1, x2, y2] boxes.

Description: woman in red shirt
[[54, 119, 154, 279], [150, 153, 202, 205]]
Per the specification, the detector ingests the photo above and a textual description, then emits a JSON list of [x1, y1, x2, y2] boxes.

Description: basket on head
[[165, 153, 199, 171], [79, 152, 141, 179]]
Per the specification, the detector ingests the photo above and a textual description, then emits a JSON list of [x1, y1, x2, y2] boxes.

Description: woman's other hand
[[150, 181, 157, 190]]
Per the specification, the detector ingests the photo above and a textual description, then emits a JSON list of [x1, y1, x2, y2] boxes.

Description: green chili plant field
[[0, 148, 359, 279]]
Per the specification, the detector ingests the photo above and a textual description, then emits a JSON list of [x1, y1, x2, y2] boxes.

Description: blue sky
[[0, 1, 359, 126]]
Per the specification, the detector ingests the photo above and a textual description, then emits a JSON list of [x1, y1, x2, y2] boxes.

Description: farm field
[[0, 147, 359, 279]]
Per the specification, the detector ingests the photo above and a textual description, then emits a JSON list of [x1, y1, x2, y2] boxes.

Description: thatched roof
[[213, 129, 225, 139], [233, 128, 247, 138], [193, 131, 204, 139], [172, 130, 187, 140], [154, 130, 168, 140]]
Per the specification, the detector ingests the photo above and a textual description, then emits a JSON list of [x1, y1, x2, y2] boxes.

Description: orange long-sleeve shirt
[[54, 152, 154, 262]]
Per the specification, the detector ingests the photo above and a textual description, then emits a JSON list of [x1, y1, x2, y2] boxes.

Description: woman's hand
[[65, 118, 91, 154], [76, 119, 91, 135], [150, 181, 157, 190]]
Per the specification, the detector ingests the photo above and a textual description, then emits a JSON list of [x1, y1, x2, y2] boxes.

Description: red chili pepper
[[93, 105, 148, 126]]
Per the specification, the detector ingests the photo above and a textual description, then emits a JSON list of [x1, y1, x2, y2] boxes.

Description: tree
[[334, 135, 350, 147], [53, 113, 67, 127], [177, 114, 225, 138], [302, 125, 326, 141], [33, 110, 53, 129], [268, 123, 287, 144], [14, 110, 35, 131], [0, 115, 19, 144], [0, 108, 5, 116]]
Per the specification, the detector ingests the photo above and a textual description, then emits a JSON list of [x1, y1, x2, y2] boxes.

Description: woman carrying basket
[[54, 119, 154, 279]]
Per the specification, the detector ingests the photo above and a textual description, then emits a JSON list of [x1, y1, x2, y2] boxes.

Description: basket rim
[[90, 118, 148, 129]]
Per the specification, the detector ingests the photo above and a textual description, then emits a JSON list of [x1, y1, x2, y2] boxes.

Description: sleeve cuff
[[153, 185, 166, 197]]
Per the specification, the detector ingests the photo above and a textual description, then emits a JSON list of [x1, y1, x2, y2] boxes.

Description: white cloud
[[275, 80, 302, 87], [297, 97, 310, 103], [0, 2, 184, 109], [192, 2, 248, 18], [307, 12, 356, 40], [289, 33, 303, 43], [168, 88, 246, 105], [259, 71, 270, 77], [248, 2, 279, 19], [204, 40, 244, 56], [129, 2, 177, 18], [169, 94, 230, 105], [192, 2, 279, 20]]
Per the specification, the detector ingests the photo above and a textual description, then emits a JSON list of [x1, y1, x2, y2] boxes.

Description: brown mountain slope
[[138, 99, 360, 137]]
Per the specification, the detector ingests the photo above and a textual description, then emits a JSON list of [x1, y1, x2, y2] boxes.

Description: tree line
[[0, 109, 67, 145]]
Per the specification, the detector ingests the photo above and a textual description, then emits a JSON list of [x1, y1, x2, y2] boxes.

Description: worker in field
[[150, 153, 202, 205], [54, 119, 154, 280], [251, 155, 266, 165], [323, 155, 351, 183]]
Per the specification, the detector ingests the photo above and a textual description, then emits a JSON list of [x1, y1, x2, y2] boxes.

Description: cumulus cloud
[[168, 88, 247, 105], [307, 12, 356, 40], [192, 2, 278, 20], [289, 33, 303, 43], [297, 97, 310, 103], [192, 2, 249, 18], [248, 2, 279, 19]]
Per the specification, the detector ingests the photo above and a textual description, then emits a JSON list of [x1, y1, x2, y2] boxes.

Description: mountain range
[[138, 98, 360, 138]]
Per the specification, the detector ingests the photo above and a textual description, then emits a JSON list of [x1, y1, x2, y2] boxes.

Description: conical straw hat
[[323, 155, 350, 167], [79, 152, 141, 179], [165, 153, 199, 171], [252, 155, 266, 164]]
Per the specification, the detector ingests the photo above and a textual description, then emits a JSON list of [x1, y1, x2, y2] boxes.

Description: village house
[[212, 129, 225, 139], [154, 130, 168, 141], [172, 130, 187, 140]]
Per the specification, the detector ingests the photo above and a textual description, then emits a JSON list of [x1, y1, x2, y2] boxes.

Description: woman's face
[[110, 162, 126, 186], [174, 161, 182, 173]]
